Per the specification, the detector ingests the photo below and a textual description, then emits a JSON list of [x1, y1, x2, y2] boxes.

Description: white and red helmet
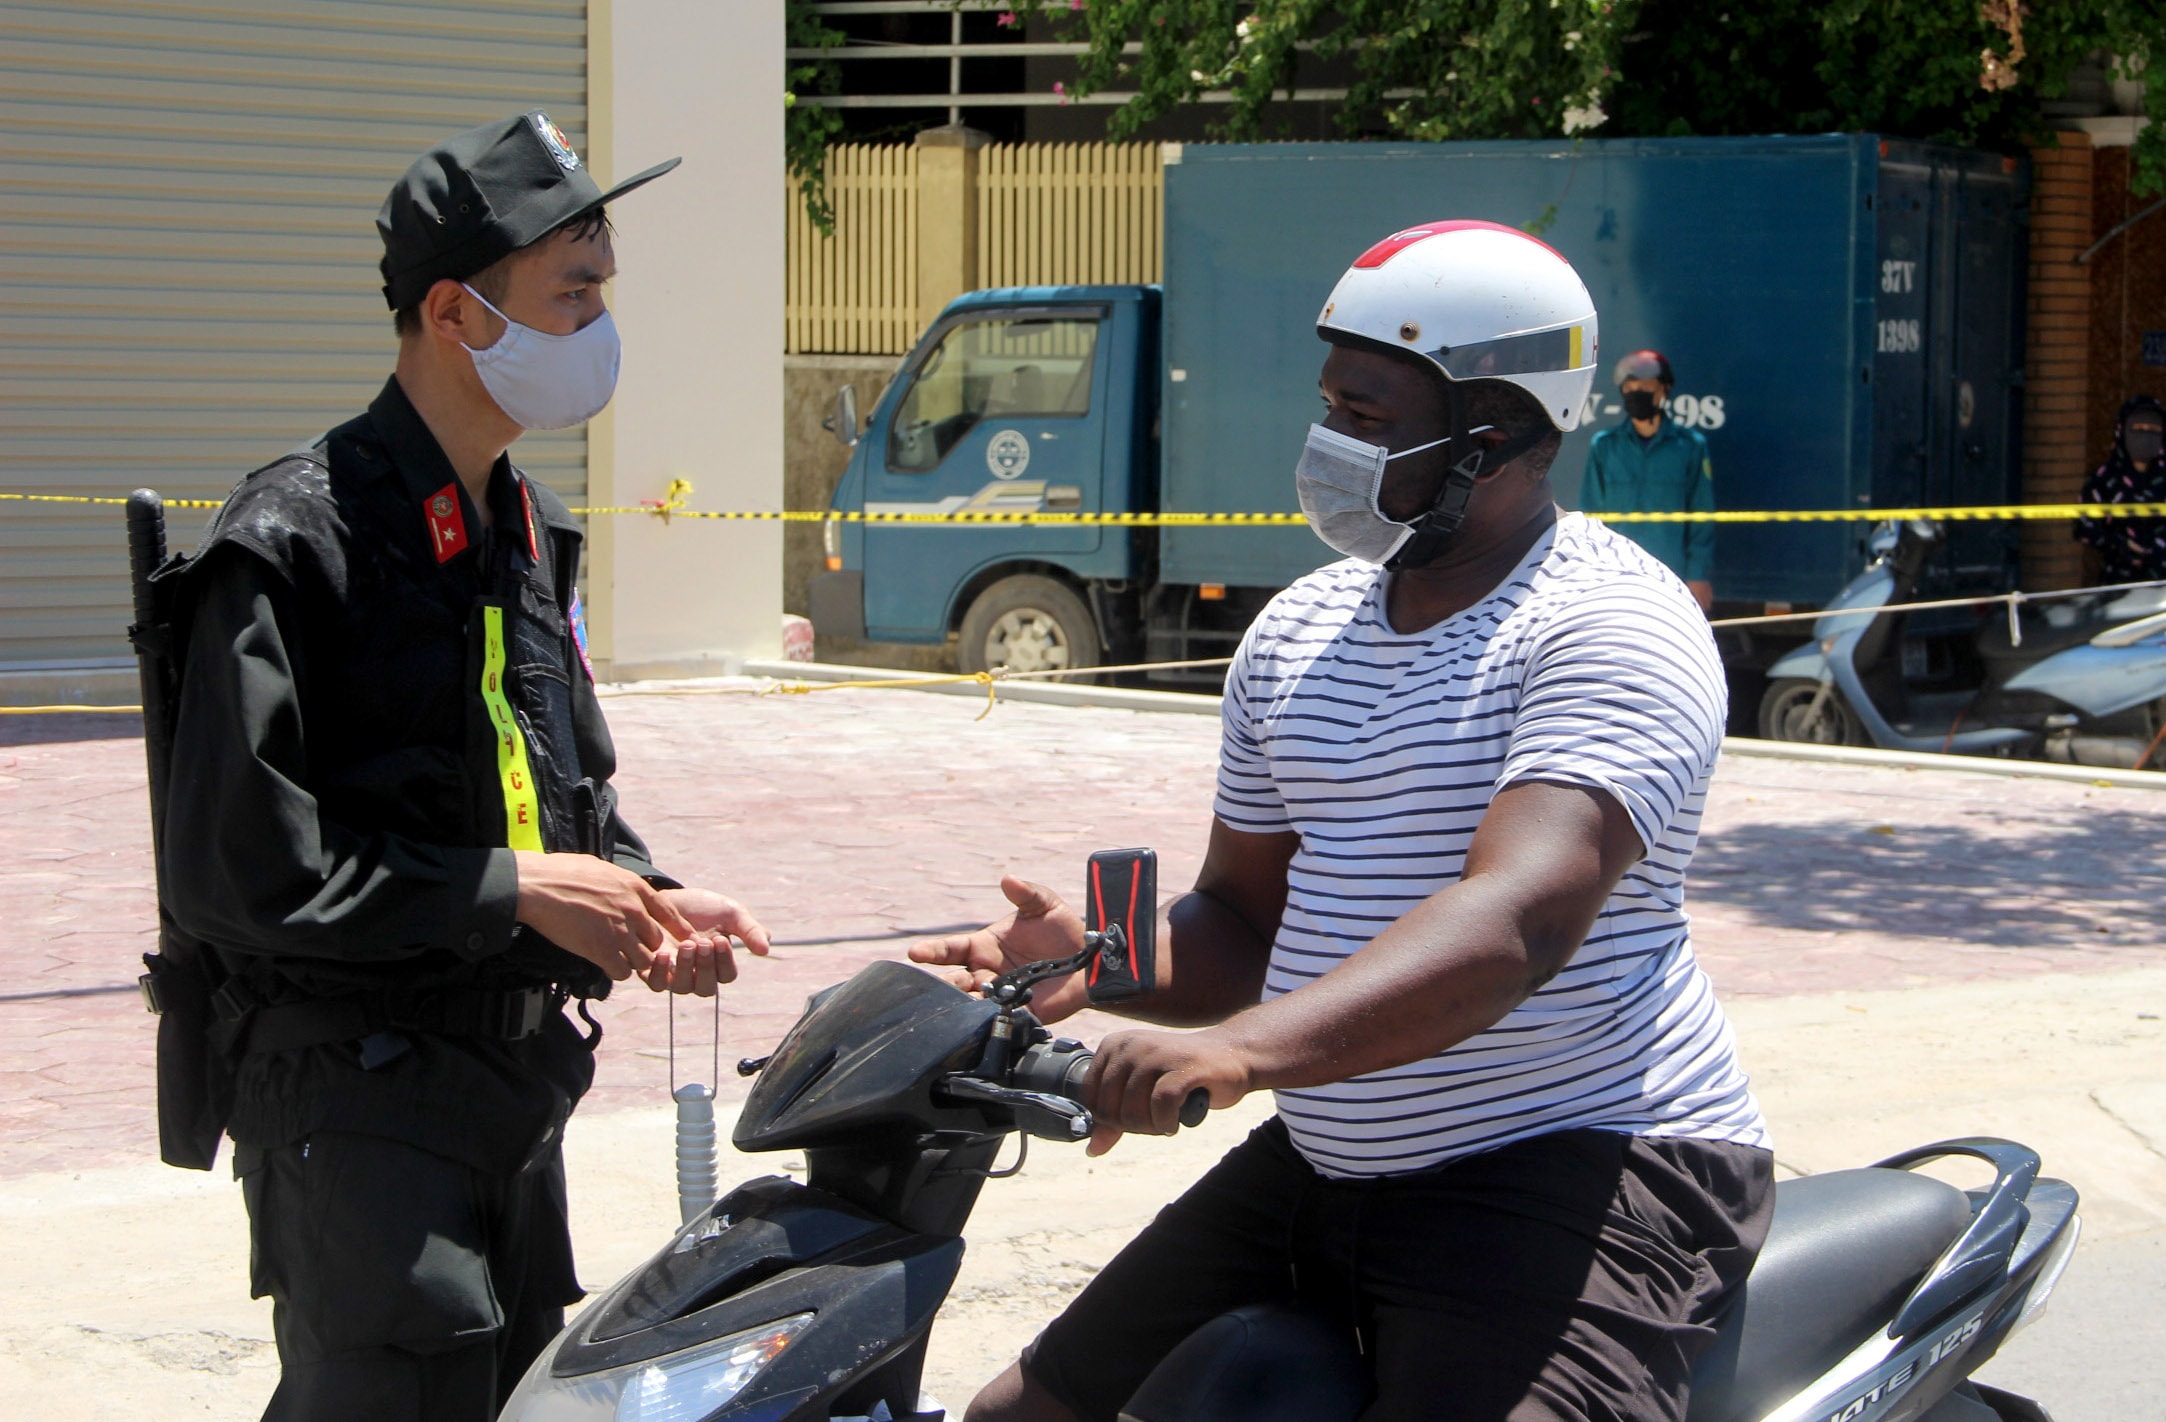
[[1316, 220, 1599, 433]]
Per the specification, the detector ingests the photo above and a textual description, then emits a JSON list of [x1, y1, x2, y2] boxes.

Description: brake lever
[[937, 1073, 1092, 1141]]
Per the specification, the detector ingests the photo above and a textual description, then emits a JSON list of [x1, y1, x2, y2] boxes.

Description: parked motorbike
[[500, 852, 2081, 1422], [1760, 519, 2166, 766]]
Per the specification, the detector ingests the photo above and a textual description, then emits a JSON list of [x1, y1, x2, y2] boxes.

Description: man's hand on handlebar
[[1082, 1027, 1251, 1156], [908, 875, 1091, 1023]]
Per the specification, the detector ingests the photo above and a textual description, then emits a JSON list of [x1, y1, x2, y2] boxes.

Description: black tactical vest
[[166, 412, 611, 1000]]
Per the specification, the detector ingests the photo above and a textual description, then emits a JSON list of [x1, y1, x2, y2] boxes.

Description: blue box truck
[[808, 135, 2027, 685]]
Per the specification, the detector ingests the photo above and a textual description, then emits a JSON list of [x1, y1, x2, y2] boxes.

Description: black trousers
[[236, 1131, 584, 1421], [1024, 1119, 1773, 1422]]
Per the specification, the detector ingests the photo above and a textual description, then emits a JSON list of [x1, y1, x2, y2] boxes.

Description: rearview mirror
[[822, 384, 860, 449]]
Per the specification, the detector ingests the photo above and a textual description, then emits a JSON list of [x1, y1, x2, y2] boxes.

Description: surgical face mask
[[1621, 388, 1663, 422], [462, 284, 621, 430], [2126, 425, 2165, 467], [1294, 423, 1451, 566]]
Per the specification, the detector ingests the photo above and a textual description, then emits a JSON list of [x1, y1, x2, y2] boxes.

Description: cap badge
[[532, 113, 581, 172]]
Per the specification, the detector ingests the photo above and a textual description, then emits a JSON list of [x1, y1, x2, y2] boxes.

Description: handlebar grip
[[1179, 1088, 1210, 1129]]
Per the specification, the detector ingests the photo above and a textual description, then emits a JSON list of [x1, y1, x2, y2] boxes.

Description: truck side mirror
[[823, 384, 860, 449]]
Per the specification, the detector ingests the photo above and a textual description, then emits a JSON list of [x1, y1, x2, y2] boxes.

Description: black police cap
[[377, 110, 680, 311]]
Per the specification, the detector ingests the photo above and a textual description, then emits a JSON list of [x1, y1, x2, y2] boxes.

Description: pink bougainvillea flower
[[996, 9, 1017, 25], [1053, 79, 1070, 105]]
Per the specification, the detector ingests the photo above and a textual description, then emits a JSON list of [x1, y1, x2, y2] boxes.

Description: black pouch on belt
[[573, 777, 616, 859], [138, 923, 239, 1171]]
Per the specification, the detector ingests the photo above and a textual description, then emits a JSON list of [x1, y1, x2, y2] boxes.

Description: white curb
[[640, 661, 2166, 790]]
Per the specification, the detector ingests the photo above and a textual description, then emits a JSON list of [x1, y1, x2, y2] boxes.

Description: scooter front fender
[[1768, 645, 1830, 681]]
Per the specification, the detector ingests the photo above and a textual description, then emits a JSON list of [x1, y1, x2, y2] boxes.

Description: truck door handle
[[1044, 484, 1083, 510]]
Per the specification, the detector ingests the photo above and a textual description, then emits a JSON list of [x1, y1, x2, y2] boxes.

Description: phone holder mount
[[981, 925, 1127, 1011]]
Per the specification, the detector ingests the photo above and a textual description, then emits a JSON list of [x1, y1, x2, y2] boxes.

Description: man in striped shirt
[[916, 222, 1771, 1422]]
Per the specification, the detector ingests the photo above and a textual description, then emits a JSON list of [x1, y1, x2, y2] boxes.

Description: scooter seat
[[1686, 1168, 1973, 1422]]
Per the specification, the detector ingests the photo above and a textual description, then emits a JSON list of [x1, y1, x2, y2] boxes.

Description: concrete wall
[[781, 355, 957, 671], [584, 0, 783, 680], [782, 355, 899, 616]]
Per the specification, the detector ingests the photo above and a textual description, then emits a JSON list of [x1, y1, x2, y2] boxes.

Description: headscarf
[[2075, 394, 2166, 585]]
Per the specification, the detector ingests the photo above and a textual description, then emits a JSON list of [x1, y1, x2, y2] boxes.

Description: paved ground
[[3, 687, 2166, 1418], [7, 685, 2166, 1178]]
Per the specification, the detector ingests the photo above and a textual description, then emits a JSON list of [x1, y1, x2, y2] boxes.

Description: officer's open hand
[[1082, 1027, 1252, 1157], [513, 850, 696, 982], [641, 889, 771, 997]]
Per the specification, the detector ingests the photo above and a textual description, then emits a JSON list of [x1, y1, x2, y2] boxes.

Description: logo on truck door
[[987, 428, 1032, 480]]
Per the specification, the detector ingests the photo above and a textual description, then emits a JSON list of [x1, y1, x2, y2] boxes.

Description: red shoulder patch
[[424, 483, 468, 563], [519, 480, 540, 563]]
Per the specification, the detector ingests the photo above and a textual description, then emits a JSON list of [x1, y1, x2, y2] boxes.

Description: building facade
[[0, 0, 781, 699]]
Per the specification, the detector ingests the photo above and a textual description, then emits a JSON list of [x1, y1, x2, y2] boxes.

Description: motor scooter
[[1760, 519, 2166, 766], [500, 853, 2081, 1422]]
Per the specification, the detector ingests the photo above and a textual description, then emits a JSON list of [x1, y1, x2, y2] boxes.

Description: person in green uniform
[[1581, 350, 1715, 610]]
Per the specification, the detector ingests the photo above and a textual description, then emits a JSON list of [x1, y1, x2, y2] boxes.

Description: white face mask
[[461, 284, 621, 431], [1293, 423, 1451, 566]]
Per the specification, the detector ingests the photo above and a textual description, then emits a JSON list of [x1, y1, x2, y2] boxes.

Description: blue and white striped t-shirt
[[1216, 512, 1768, 1178]]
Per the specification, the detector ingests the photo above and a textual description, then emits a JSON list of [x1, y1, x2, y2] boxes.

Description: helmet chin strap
[[1385, 382, 1550, 572]]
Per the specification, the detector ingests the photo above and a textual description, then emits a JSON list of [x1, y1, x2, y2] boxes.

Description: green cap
[[377, 110, 679, 310]]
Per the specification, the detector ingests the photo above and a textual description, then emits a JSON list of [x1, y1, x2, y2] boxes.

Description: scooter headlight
[[501, 1312, 812, 1422]]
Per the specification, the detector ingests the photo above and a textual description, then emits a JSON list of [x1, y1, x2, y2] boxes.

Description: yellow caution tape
[[0, 491, 222, 510], [11, 481, 2166, 526], [562, 501, 2166, 525]]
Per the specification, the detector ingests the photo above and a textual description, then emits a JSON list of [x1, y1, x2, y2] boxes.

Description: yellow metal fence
[[786, 143, 920, 356], [976, 141, 1164, 291], [785, 141, 1165, 356]]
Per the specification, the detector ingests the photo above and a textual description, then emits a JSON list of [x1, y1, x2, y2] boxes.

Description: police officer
[[158, 113, 770, 1419], [1581, 349, 1716, 610]]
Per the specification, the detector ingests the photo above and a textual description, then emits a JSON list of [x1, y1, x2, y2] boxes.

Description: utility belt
[[204, 978, 571, 1057]]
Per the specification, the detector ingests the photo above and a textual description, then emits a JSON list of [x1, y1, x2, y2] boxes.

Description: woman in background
[[2077, 394, 2166, 584]]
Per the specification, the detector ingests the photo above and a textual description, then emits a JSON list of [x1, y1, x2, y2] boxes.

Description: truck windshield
[[888, 316, 1100, 474]]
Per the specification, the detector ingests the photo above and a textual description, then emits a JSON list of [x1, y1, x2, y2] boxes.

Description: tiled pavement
[[5, 686, 2164, 1179]]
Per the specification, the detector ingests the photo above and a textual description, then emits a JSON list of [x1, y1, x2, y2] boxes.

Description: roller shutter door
[[0, 0, 589, 670]]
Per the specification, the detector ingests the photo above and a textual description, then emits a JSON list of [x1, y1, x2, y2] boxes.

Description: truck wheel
[[1757, 678, 1868, 745], [958, 575, 1100, 680]]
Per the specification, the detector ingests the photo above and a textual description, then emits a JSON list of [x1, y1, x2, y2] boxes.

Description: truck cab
[[810, 285, 1159, 675]]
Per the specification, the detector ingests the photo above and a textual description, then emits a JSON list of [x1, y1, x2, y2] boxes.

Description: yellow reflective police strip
[[1569, 325, 1583, 368], [480, 604, 545, 853]]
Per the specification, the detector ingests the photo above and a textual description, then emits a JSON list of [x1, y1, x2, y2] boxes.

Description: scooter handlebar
[[1010, 1039, 1212, 1130]]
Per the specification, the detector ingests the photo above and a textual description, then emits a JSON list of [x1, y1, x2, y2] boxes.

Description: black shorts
[[1023, 1118, 1773, 1422]]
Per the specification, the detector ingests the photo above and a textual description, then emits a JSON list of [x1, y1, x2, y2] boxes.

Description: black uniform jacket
[[162, 377, 671, 1173]]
